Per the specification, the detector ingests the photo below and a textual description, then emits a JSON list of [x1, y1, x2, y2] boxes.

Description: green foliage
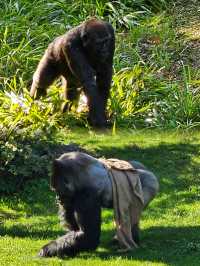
[[154, 66, 200, 128], [106, 1, 149, 29], [109, 62, 200, 128], [110, 65, 153, 126], [0, 136, 53, 194]]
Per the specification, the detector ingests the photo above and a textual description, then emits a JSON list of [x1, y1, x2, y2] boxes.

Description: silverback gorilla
[[30, 18, 115, 127], [38, 152, 159, 258]]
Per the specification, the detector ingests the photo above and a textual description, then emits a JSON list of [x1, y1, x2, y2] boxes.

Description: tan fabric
[[100, 158, 144, 252]]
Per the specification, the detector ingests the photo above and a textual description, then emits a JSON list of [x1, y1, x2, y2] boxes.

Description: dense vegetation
[[1, 0, 200, 136]]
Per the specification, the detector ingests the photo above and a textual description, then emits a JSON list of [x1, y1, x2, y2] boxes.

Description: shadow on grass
[[82, 226, 200, 266], [96, 142, 200, 187], [96, 142, 200, 194], [0, 223, 64, 239], [1, 222, 200, 265]]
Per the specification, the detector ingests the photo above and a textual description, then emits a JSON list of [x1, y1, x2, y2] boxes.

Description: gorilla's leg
[[129, 160, 159, 245], [39, 189, 101, 257], [95, 66, 113, 126], [61, 76, 81, 112]]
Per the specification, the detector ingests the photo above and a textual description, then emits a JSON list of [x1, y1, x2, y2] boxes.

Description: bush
[[0, 137, 51, 194], [0, 132, 89, 194]]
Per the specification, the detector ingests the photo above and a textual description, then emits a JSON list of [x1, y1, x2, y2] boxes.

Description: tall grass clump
[[155, 65, 200, 128], [109, 64, 169, 127], [110, 64, 200, 128]]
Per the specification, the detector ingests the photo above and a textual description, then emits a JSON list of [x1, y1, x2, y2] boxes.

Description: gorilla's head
[[51, 154, 77, 197], [81, 18, 114, 61], [51, 152, 96, 197]]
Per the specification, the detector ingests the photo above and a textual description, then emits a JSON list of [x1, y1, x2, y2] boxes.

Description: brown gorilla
[[30, 18, 115, 127]]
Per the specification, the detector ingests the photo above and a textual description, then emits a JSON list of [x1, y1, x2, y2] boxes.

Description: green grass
[[1, 129, 200, 266]]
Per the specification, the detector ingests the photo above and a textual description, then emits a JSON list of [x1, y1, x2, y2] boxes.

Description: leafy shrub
[[109, 64, 200, 128], [109, 64, 168, 127], [0, 131, 89, 194], [0, 137, 52, 194]]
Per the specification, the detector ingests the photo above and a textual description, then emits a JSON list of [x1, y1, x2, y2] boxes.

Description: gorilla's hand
[[38, 232, 78, 258], [38, 240, 58, 257]]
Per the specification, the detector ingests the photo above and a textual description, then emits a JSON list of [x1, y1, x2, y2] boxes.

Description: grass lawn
[[0, 129, 200, 266]]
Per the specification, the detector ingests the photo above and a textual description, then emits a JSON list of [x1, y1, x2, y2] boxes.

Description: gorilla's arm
[[57, 196, 79, 231], [96, 22, 114, 100], [96, 65, 113, 122], [64, 44, 105, 126], [30, 47, 60, 98], [39, 189, 101, 257], [64, 42, 97, 90]]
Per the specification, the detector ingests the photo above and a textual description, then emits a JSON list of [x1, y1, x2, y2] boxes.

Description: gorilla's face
[[51, 160, 76, 197], [93, 35, 112, 59], [84, 34, 112, 60], [81, 21, 113, 61]]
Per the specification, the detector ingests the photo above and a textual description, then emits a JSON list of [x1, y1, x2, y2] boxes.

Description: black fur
[[38, 152, 159, 258], [39, 189, 101, 257]]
